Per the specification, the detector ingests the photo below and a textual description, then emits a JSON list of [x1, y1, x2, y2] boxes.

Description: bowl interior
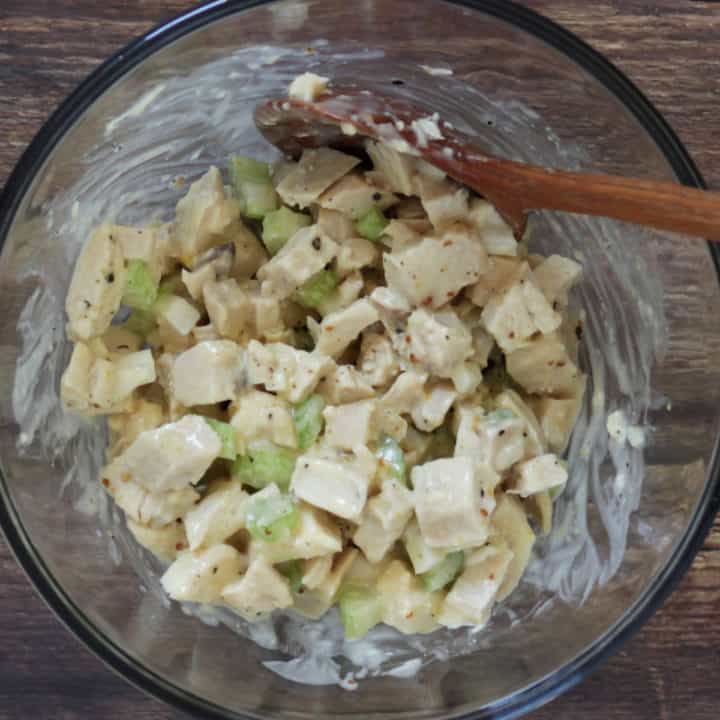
[[1, 1, 719, 718]]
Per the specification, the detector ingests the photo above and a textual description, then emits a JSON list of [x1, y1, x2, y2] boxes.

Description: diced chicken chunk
[[61, 343, 156, 413], [365, 139, 416, 195], [491, 494, 535, 600], [454, 407, 526, 473], [411, 382, 457, 432], [481, 265, 562, 352], [532, 255, 582, 308], [65, 223, 125, 341], [439, 543, 514, 628], [323, 399, 377, 450], [291, 447, 374, 521], [230, 222, 269, 280], [301, 555, 334, 590], [377, 560, 442, 634], [126, 518, 187, 563], [293, 548, 359, 619], [252, 503, 343, 563], [358, 332, 399, 388], [469, 198, 518, 256], [108, 478, 198, 529], [495, 389, 546, 457], [171, 340, 245, 406], [246, 340, 334, 403], [529, 376, 586, 452], [162, 544, 247, 603], [114, 224, 165, 282], [230, 390, 297, 451], [509, 453, 568, 498], [108, 397, 165, 457], [334, 236, 380, 276], [381, 370, 428, 415], [316, 272, 364, 316], [257, 225, 338, 299], [403, 517, 447, 574], [184, 479, 249, 551], [505, 332, 583, 396], [222, 558, 293, 619], [353, 479, 414, 563], [203, 278, 253, 342], [288, 72, 329, 102], [313, 298, 380, 358], [417, 176, 469, 231], [412, 457, 497, 549], [319, 173, 397, 220], [104, 414, 221, 492], [399, 308, 473, 378], [383, 231, 487, 309], [276, 148, 360, 209], [173, 167, 242, 260], [317, 208, 354, 242], [467, 256, 524, 307], [316, 364, 375, 404]]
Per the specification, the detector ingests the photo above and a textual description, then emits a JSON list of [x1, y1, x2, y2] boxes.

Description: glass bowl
[[1, 1, 719, 718]]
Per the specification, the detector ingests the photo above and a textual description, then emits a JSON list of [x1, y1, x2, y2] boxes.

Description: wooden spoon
[[255, 85, 720, 239]]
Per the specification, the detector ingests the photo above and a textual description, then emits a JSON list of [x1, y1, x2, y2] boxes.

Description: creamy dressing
[[11, 45, 667, 687]]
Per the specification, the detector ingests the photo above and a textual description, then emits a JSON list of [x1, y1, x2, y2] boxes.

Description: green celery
[[421, 551, 464, 592], [122, 259, 158, 311], [242, 182, 279, 219], [232, 444, 298, 491], [245, 492, 299, 543], [376, 434, 407, 485], [205, 418, 237, 460], [262, 207, 312, 255], [277, 560, 303, 593], [354, 207, 389, 242], [228, 154, 272, 185], [123, 308, 156, 336], [296, 270, 339, 308], [338, 584, 383, 640], [292, 394, 326, 450]]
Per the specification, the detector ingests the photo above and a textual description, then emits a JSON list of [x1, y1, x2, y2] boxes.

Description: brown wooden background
[[1, 1, 719, 718]]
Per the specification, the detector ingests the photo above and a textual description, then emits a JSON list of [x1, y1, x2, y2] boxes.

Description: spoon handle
[[454, 153, 720, 239], [256, 89, 720, 240]]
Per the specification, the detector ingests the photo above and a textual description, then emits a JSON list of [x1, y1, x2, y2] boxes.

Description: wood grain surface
[[1, 1, 719, 719]]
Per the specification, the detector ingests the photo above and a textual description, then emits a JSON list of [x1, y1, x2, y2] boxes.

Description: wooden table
[[1, 1, 718, 718]]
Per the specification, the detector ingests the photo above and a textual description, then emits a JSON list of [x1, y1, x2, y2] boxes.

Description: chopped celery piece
[[339, 584, 383, 640], [487, 408, 517, 423], [262, 206, 312, 255], [277, 560, 303, 593], [241, 182, 279, 220], [421, 551, 464, 592], [376, 434, 406, 485], [205, 418, 237, 460], [245, 492, 299, 542], [232, 445, 298, 491], [292, 394, 326, 450], [228, 154, 271, 185], [354, 207, 389, 242], [424, 426, 455, 462], [296, 270, 339, 308], [122, 259, 158, 311], [123, 308, 155, 336]]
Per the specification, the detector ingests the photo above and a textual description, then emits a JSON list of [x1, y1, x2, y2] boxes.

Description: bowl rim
[[0, 1, 719, 718]]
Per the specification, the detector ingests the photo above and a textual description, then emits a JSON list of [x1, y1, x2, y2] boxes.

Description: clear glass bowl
[[1, 1, 719, 718]]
